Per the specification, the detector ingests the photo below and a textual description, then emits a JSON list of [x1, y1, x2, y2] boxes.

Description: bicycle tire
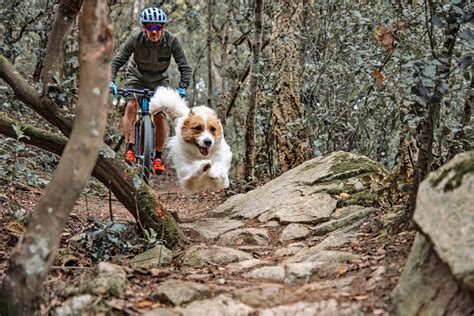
[[138, 115, 154, 183]]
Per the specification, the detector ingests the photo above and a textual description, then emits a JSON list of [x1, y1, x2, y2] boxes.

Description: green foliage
[[75, 217, 137, 262]]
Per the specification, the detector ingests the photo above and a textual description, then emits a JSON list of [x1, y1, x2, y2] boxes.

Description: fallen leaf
[[337, 265, 348, 276], [155, 206, 166, 220], [339, 192, 350, 198], [136, 300, 155, 308], [374, 25, 395, 50], [372, 70, 384, 86], [351, 241, 360, 248], [6, 221, 26, 236]]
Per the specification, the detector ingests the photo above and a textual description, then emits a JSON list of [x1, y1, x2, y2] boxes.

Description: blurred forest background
[[1, 0, 472, 201], [0, 0, 474, 190]]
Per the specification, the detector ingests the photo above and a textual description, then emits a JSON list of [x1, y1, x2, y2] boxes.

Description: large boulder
[[392, 151, 474, 314], [210, 151, 385, 224]]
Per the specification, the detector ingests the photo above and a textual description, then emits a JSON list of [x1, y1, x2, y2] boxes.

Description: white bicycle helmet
[[140, 7, 167, 24]]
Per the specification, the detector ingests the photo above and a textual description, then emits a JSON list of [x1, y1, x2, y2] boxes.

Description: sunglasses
[[144, 23, 164, 32]]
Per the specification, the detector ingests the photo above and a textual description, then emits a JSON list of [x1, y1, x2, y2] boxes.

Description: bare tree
[[40, 0, 83, 89], [0, 0, 113, 314], [270, 0, 312, 173], [402, 0, 465, 226], [220, 0, 234, 108], [243, 0, 264, 181], [207, 0, 213, 107]]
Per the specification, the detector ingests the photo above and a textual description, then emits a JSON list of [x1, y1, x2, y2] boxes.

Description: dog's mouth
[[197, 145, 210, 156]]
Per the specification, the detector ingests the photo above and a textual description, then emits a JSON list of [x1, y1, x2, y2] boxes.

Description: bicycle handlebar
[[115, 88, 155, 98]]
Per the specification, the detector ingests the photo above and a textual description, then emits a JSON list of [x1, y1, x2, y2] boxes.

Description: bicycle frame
[[116, 88, 155, 183]]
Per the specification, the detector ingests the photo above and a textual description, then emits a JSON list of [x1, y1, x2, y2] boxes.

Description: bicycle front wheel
[[138, 115, 154, 183]]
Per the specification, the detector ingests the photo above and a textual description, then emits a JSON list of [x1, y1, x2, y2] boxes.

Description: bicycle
[[114, 88, 155, 184]]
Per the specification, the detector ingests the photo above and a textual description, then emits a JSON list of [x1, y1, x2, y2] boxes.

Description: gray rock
[[56, 294, 95, 316], [280, 224, 311, 242], [286, 248, 360, 264], [210, 152, 384, 223], [257, 192, 336, 224], [366, 266, 386, 291], [274, 242, 308, 258], [226, 259, 271, 270], [218, 228, 270, 245], [180, 219, 244, 240], [143, 308, 181, 316], [130, 244, 172, 269], [259, 300, 363, 316], [315, 233, 355, 250], [392, 233, 474, 315], [246, 266, 286, 282], [233, 284, 297, 308], [285, 261, 325, 283], [296, 276, 355, 294], [81, 262, 128, 296], [414, 151, 474, 289], [311, 206, 373, 236], [152, 280, 211, 306], [175, 294, 255, 316], [182, 245, 253, 268]]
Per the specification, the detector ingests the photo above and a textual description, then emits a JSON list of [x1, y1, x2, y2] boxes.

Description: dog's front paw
[[199, 160, 212, 174]]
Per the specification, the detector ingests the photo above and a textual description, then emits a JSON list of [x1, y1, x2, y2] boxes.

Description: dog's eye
[[210, 127, 217, 133], [193, 126, 203, 132]]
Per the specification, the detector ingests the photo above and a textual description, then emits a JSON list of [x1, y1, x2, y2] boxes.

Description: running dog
[[150, 86, 232, 194]]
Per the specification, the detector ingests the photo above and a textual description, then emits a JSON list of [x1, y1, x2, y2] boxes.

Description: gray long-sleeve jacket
[[111, 30, 192, 88]]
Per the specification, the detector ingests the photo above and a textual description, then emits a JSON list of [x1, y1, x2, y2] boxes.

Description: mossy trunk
[[0, 114, 181, 247]]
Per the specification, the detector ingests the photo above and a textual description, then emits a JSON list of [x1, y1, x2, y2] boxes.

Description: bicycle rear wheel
[[138, 115, 154, 183]]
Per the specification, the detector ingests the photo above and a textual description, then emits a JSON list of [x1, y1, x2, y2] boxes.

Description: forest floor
[[0, 172, 416, 315]]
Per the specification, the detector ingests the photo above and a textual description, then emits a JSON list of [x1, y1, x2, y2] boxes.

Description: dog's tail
[[150, 86, 189, 119]]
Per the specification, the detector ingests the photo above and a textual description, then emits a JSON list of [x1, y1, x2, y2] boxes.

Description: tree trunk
[[270, 0, 312, 173], [404, 2, 464, 226], [243, 0, 264, 181], [220, 0, 233, 108], [207, 0, 213, 107], [40, 0, 83, 90], [447, 63, 473, 160], [0, 1, 113, 314]]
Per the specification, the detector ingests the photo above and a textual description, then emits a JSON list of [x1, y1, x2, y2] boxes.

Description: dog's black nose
[[203, 139, 212, 147]]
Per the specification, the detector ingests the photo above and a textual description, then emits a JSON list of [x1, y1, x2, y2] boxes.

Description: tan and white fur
[[150, 86, 232, 194]]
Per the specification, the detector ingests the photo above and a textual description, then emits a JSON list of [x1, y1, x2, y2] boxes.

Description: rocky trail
[[1, 152, 416, 315]]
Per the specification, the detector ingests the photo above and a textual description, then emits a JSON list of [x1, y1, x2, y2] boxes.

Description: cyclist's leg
[[123, 79, 148, 142], [154, 112, 169, 151], [152, 80, 170, 153], [123, 99, 137, 146]]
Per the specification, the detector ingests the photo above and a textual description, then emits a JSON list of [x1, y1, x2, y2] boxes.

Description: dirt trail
[[0, 173, 414, 315]]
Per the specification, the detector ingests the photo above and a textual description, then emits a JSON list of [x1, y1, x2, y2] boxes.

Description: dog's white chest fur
[[150, 87, 232, 194]]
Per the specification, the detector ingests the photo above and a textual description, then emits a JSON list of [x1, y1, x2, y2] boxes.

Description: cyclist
[[109, 7, 192, 175]]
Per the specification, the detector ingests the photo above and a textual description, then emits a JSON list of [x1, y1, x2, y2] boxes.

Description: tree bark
[[220, 0, 234, 108], [207, 0, 213, 107], [404, 2, 464, 226], [243, 0, 264, 181], [447, 63, 473, 160], [40, 0, 83, 89], [0, 1, 113, 314], [270, 0, 312, 173]]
